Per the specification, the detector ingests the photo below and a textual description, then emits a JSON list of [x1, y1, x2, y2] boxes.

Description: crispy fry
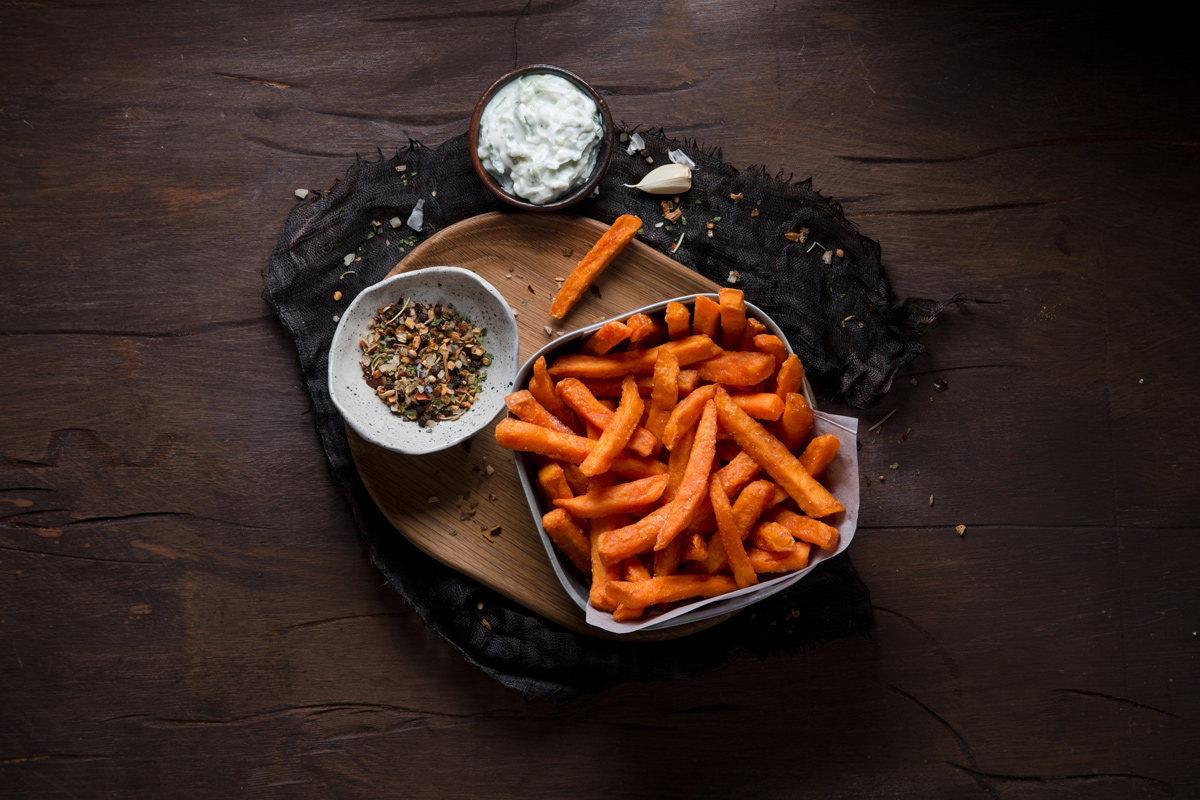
[[536, 462, 574, 506], [580, 374, 644, 476], [550, 214, 642, 319], [530, 356, 583, 433], [738, 317, 768, 351], [542, 509, 591, 574], [605, 574, 737, 610], [748, 521, 797, 553], [779, 391, 815, 451], [556, 378, 658, 457], [718, 288, 747, 351], [645, 349, 679, 446], [768, 507, 840, 551], [561, 462, 591, 495], [713, 388, 844, 518], [661, 384, 717, 450], [747, 544, 811, 573], [597, 505, 671, 564], [752, 334, 788, 377], [548, 334, 720, 379], [627, 313, 669, 345], [554, 474, 669, 518], [730, 392, 785, 421], [710, 478, 757, 589], [612, 557, 654, 620], [680, 531, 708, 563], [585, 473, 625, 612], [665, 301, 691, 340], [579, 369, 699, 399], [693, 295, 721, 340], [695, 479, 778, 573], [715, 450, 764, 496], [655, 400, 718, 551], [505, 390, 576, 435], [695, 351, 775, 386], [494, 418, 666, 479], [774, 354, 805, 400], [579, 320, 631, 356], [799, 433, 840, 478]]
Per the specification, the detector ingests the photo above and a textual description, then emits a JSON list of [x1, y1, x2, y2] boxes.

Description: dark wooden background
[[3, 2, 1197, 797]]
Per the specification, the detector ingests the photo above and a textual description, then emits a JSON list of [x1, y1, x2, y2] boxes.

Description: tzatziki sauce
[[476, 73, 604, 205]]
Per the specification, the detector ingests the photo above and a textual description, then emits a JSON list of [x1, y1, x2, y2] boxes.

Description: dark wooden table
[[3, 3, 1197, 797]]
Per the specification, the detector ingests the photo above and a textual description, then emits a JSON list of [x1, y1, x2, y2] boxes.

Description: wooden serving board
[[347, 212, 731, 640]]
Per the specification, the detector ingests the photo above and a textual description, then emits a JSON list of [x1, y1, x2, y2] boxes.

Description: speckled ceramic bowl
[[328, 267, 519, 456]]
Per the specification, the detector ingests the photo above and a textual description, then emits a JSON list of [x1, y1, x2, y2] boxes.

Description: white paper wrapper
[[583, 410, 860, 634]]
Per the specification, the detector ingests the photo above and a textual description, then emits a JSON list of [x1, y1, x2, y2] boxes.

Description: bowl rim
[[508, 293, 819, 630], [468, 63, 614, 212], [328, 266, 519, 456]]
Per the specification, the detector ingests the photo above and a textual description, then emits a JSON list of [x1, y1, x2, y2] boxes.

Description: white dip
[[476, 73, 604, 205]]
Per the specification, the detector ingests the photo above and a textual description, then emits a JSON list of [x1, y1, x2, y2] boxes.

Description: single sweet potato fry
[[799, 433, 840, 478], [713, 388, 845, 519], [550, 214, 642, 319], [779, 391, 815, 451], [661, 384, 717, 450], [768, 507, 840, 551], [561, 462, 591, 495], [579, 320, 631, 356], [710, 478, 758, 589], [494, 418, 666, 479], [554, 474, 669, 518], [715, 450, 764, 497], [536, 462, 574, 506], [579, 369, 699, 399], [589, 523, 623, 612], [506, 390, 575, 435], [542, 508, 591, 574], [719, 288, 747, 351], [680, 531, 708, 563], [580, 374, 644, 476], [752, 334, 788, 375], [774, 354, 805, 400], [645, 349, 679, 446], [695, 351, 776, 386], [665, 301, 691, 340], [730, 392, 785, 421], [695, 479, 778, 573], [530, 356, 583, 434], [654, 537, 683, 577], [612, 557, 653, 620], [748, 521, 798, 553], [693, 295, 721, 340], [655, 399, 718, 551], [556, 378, 658, 457], [677, 369, 700, 395], [548, 335, 719, 380], [604, 574, 737, 610], [738, 317, 768, 351], [747, 543, 811, 574], [627, 313, 669, 345], [597, 505, 672, 564]]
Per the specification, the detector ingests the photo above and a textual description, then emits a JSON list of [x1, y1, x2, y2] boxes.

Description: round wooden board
[[348, 211, 733, 640]]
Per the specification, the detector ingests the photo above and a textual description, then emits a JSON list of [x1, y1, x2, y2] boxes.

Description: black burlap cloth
[[267, 130, 950, 700]]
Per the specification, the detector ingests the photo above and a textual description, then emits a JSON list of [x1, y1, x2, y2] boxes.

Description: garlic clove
[[623, 164, 692, 195]]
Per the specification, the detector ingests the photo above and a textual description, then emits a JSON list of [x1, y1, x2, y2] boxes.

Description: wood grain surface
[[349, 211, 733, 639], [2, 2, 1198, 798]]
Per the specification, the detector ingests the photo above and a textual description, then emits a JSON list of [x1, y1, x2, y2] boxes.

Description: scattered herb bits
[[359, 295, 491, 428]]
